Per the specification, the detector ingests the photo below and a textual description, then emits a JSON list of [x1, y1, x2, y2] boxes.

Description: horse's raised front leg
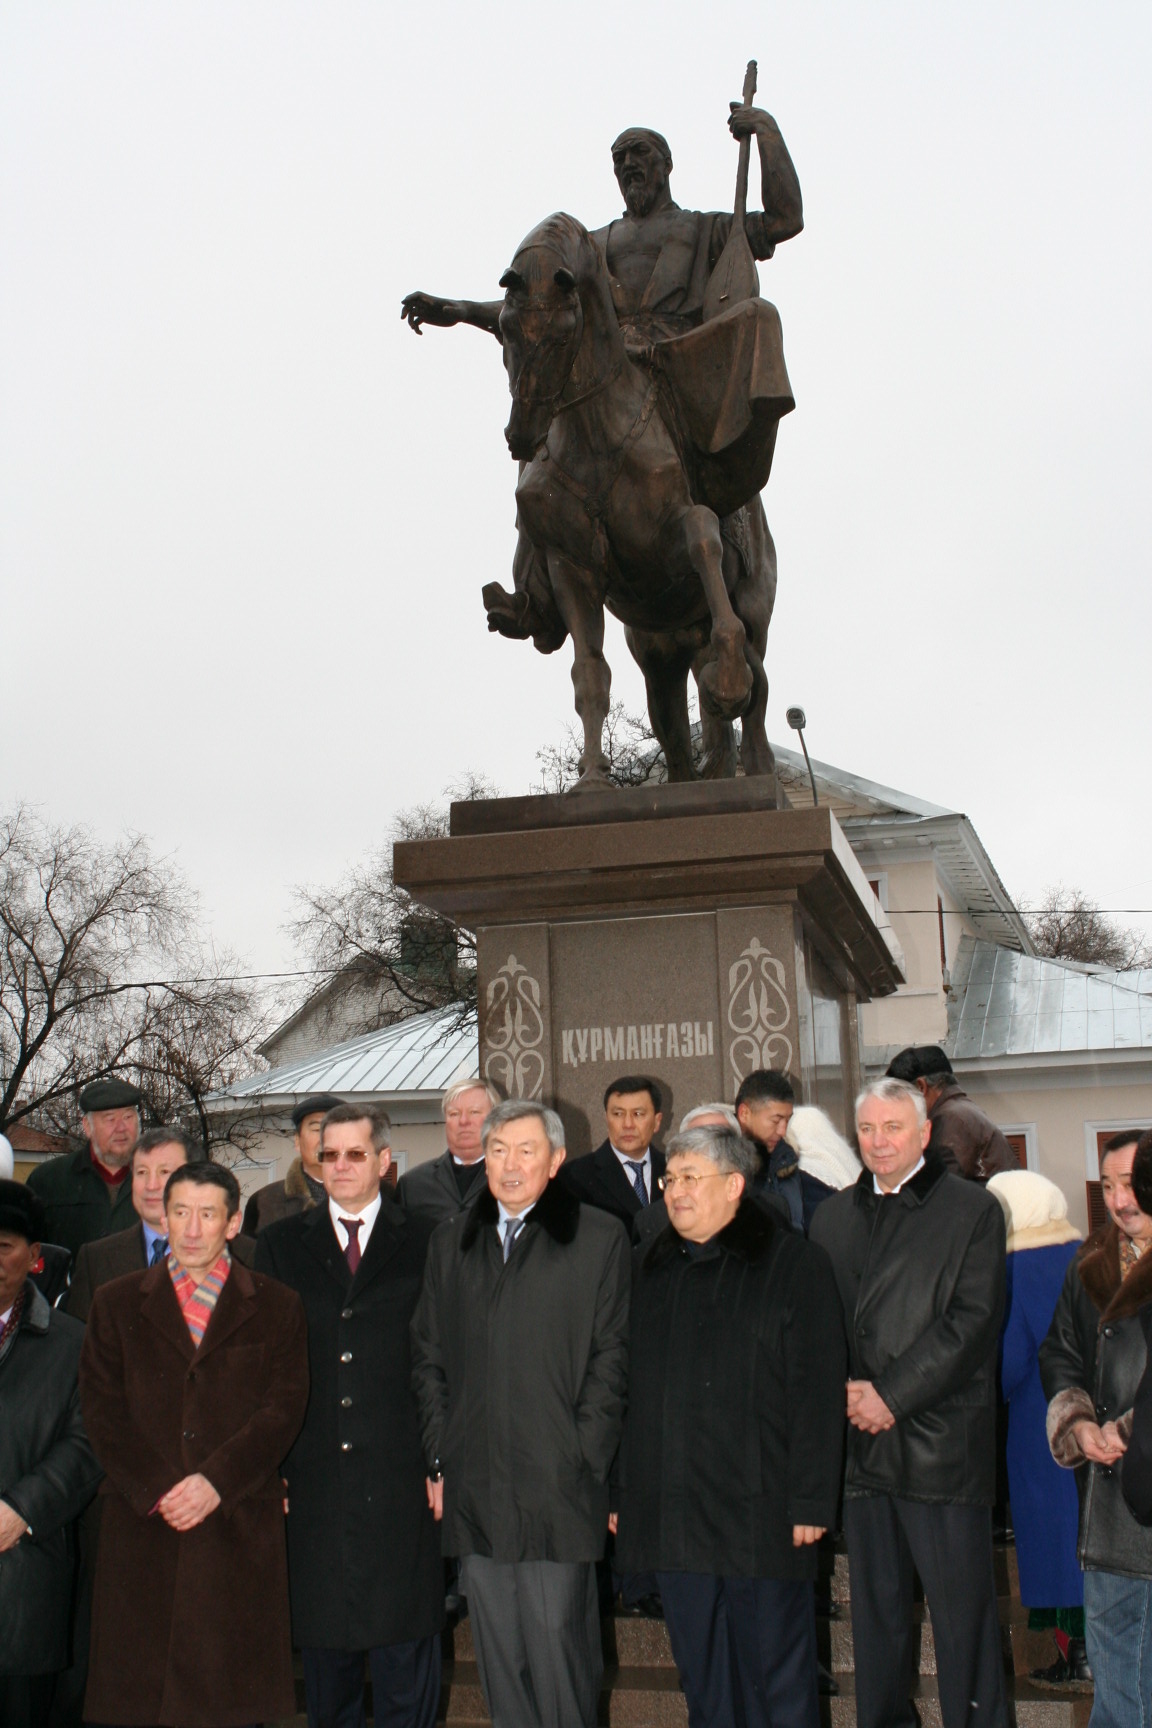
[[548, 552, 612, 786], [674, 506, 753, 719]]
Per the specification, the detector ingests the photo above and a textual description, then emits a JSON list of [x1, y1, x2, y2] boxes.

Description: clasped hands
[[155, 1472, 221, 1531], [607, 1512, 824, 1548], [847, 1379, 896, 1434]]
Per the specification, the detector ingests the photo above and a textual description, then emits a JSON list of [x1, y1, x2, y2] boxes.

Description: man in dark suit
[[79, 1161, 309, 1728], [396, 1077, 500, 1226], [256, 1102, 444, 1728], [66, 1127, 253, 1321], [559, 1076, 666, 1239]]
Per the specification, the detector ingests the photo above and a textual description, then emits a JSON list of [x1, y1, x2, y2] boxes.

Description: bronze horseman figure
[[403, 69, 801, 785]]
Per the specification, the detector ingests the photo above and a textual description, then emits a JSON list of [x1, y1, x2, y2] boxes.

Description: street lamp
[[786, 706, 818, 807]]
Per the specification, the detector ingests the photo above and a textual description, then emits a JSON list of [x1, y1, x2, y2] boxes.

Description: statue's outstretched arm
[[728, 105, 803, 246], [400, 293, 503, 340]]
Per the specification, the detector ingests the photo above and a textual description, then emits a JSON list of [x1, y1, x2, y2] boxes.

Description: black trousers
[[302, 1636, 441, 1728], [0, 1672, 56, 1728], [842, 1496, 1007, 1728], [657, 1571, 818, 1728]]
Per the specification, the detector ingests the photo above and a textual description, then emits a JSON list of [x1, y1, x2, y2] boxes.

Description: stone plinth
[[393, 786, 904, 1154]]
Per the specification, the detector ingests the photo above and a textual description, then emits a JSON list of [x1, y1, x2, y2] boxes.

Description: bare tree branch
[[1021, 884, 1152, 970]]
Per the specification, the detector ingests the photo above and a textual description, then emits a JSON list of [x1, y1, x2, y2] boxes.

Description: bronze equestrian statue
[[402, 84, 801, 786]]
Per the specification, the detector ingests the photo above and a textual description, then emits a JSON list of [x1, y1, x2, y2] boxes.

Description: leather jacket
[[810, 1156, 1006, 1504], [928, 1082, 1017, 1183]]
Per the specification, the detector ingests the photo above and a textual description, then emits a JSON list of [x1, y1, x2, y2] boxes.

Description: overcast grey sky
[[3, 1, 1150, 993]]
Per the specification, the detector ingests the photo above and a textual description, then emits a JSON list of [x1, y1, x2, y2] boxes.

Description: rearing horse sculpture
[[406, 212, 793, 786]]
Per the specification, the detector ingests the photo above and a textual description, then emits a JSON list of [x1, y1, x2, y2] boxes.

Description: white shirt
[[329, 1191, 382, 1254], [611, 1144, 652, 1201], [0, 1303, 13, 1328], [873, 1156, 926, 1196]]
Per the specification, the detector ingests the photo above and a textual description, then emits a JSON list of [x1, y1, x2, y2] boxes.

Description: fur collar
[[1077, 1220, 1152, 1322], [284, 1157, 322, 1206], [460, 1176, 580, 1252], [642, 1194, 780, 1272]]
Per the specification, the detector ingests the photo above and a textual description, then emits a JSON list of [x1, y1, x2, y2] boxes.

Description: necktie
[[341, 1217, 362, 1274], [625, 1160, 648, 1205], [150, 1236, 169, 1266], [502, 1217, 524, 1262]]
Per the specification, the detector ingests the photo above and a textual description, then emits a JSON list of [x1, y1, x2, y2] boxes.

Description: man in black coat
[[396, 1078, 500, 1226], [0, 1181, 101, 1728], [242, 1092, 344, 1236], [256, 1102, 444, 1728], [1040, 1127, 1152, 1720], [412, 1099, 630, 1728], [615, 1125, 845, 1728], [558, 1075, 666, 1239], [26, 1079, 141, 1258], [810, 1077, 1008, 1728]]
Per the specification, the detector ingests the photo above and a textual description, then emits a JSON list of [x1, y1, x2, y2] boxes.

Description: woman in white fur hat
[[987, 1169, 1089, 1691], [784, 1105, 861, 1195]]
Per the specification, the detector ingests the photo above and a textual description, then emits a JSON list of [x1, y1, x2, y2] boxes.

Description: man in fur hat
[[1040, 1128, 1152, 1722]]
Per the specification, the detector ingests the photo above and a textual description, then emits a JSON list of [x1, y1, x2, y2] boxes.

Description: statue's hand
[[400, 292, 463, 334], [728, 103, 777, 141]]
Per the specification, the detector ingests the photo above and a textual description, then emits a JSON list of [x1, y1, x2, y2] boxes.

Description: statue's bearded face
[[613, 138, 669, 218]]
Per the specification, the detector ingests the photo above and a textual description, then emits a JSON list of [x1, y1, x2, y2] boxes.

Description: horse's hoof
[[566, 770, 614, 795], [698, 654, 753, 721]]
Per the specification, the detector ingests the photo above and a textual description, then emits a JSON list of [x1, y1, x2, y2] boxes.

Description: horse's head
[[499, 214, 611, 460]]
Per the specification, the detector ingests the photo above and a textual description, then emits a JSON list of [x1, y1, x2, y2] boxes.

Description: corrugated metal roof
[[215, 1005, 479, 1105], [945, 936, 1152, 1059]]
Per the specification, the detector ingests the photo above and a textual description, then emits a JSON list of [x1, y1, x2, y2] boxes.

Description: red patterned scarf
[[0, 1287, 25, 1352], [168, 1250, 231, 1346]]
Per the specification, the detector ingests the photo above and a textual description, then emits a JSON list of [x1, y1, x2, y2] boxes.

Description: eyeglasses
[[658, 1171, 728, 1194], [317, 1148, 372, 1164]]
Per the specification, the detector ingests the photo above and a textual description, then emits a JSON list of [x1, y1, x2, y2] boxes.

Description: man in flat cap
[[0, 1180, 101, 1728], [26, 1079, 141, 1260], [886, 1047, 1016, 1184], [242, 1092, 343, 1235]]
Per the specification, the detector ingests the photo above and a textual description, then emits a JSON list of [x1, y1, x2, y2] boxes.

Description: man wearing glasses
[[613, 1123, 846, 1728], [255, 1103, 444, 1728]]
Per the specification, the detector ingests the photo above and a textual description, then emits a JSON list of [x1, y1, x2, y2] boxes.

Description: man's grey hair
[[855, 1076, 928, 1128], [442, 1075, 501, 1114], [482, 1099, 566, 1155], [664, 1125, 758, 1181], [679, 1102, 741, 1135]]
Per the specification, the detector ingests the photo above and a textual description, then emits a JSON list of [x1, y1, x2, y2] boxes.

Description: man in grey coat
[[411, 1099, 630, 1728]]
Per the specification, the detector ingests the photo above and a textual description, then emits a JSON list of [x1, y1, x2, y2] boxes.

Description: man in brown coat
[[241, 1091, 342, 1234], [79, 1161, 309, 1727], [886, 1046, 1016, 1182]]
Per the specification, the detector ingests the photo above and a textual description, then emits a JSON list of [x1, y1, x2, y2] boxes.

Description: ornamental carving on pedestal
[[727, 935, 793, 1089], [482, 954, 545, 1101]]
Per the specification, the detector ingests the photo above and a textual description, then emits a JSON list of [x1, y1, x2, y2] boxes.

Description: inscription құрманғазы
[[560, 1021, 715, 1068]]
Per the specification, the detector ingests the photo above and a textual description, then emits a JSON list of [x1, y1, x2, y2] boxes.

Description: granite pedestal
[[393, 782, 905, 1153]]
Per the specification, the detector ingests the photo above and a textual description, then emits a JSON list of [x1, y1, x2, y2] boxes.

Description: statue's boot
[[482, 582, 567, 654]]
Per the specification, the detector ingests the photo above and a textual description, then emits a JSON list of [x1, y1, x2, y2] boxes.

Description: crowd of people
[[2, 1056, 1152, 1728]]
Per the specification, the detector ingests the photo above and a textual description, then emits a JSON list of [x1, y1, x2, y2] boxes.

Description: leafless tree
[[531, 700, 703, 793], [1022, 884, 1152, 970], [0, 804, 265, 1152], [288, 776, 497, 1035]]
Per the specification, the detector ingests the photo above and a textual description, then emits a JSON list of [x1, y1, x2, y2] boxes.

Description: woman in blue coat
[[988, 1170, 1088, 1690]]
